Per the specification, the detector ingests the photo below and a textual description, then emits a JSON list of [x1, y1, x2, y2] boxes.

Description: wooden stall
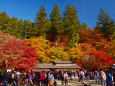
[[35, 61, 81, 72]]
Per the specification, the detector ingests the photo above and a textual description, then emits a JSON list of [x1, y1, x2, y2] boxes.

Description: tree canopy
[[0, 32, 38, 71], [0, 5, 115, 71]]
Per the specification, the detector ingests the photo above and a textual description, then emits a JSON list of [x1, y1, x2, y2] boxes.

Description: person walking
[[106, 69, 113, 86], [96, 70, 100, 83], [40, 71, 46, 86], [106, 72, 112, 86], [100, 70, 106, 86], [60, 71, 64, 86], [64, 72, 69, 86], [48, 72, 54, 86], [79, 70, 85, 83]]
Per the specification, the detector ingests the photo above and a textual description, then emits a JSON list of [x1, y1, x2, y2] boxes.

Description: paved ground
[[56, 79, 102, 86]]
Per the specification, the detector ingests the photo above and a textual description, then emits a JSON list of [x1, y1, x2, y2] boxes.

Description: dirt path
[[56, 79, 102, 86]]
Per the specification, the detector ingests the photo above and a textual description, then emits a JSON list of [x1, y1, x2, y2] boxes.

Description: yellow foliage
[[25, 36, 51, 63], [69, 42, 84, 62], [25, 36, 51, 51], [25, 37, 70, 63], [47, 46, 70, 62]]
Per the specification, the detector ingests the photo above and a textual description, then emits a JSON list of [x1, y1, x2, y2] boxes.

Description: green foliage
[[35, 6, 50, 37], [62, 5, 81, 35], [8, 17, 23, 39], [62, 5, 81, 47], [67, 33, 80, 48], [22, 20, 35, 38], [0, 12, 11, 32], [81, 23, 89, 31], [0, 12, 36, 39], [67, 38, 75, 48], [0, 4, 82, 42], [97, 9, 115, 38], [111, 24, 115, 39], [50, 4, 62, 41]]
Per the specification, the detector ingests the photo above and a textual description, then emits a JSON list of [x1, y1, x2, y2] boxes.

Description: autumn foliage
[[76, 50, 114, 71], [25, 36, 51, 63], [0, 32, 38, 71], [76, 29, 115, 70], [0, 28, 115, 71], [25, 36, 69, 63]]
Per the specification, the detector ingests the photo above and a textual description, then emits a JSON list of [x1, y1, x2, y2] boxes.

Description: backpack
[[48, 81, 54, 86], [12, 73, 15, 79]]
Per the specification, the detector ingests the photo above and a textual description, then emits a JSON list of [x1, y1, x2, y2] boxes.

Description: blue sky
[[0, 0, 115, 27]]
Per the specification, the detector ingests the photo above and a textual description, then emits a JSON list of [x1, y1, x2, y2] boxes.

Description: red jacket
[[40, 73, 45, 80]]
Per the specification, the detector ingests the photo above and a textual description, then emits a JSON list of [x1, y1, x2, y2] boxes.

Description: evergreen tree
[[97, 9, 115, 38], [35, 6, 50, 37], [0, 12, 2, 30], [95, 23, 101, 30], [19, 18, 23, 24], [81, 23, 89, 31], [0, 12, 10, 32], [22, 20, 35, 38], [62, 5, 81, 47], [17, 18, 24, 39], [63, 5, 81, 35], [8, 17, 22, 38], [50, 4, 62, 41], [111, 24, 115, 39], [0, 12, 24, 39]]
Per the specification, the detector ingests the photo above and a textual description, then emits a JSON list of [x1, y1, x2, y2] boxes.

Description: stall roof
[[36, 63, 81, 69]]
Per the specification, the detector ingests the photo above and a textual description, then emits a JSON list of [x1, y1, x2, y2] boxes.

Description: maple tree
[[80, 29, 115, 57], [80, 29, 103, 46], [25, 36, 70, 62], [1, 39, 38, 71], [25, 36, 51, 63], [0, 32, 15, 66], [76, 50, 114, 71], [76, 29, 115, 70], [96, 38, 115, 57]]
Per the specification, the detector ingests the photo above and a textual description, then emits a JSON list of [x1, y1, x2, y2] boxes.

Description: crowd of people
[[0, 68, 115, 86], [78, 69, 115, 86]]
